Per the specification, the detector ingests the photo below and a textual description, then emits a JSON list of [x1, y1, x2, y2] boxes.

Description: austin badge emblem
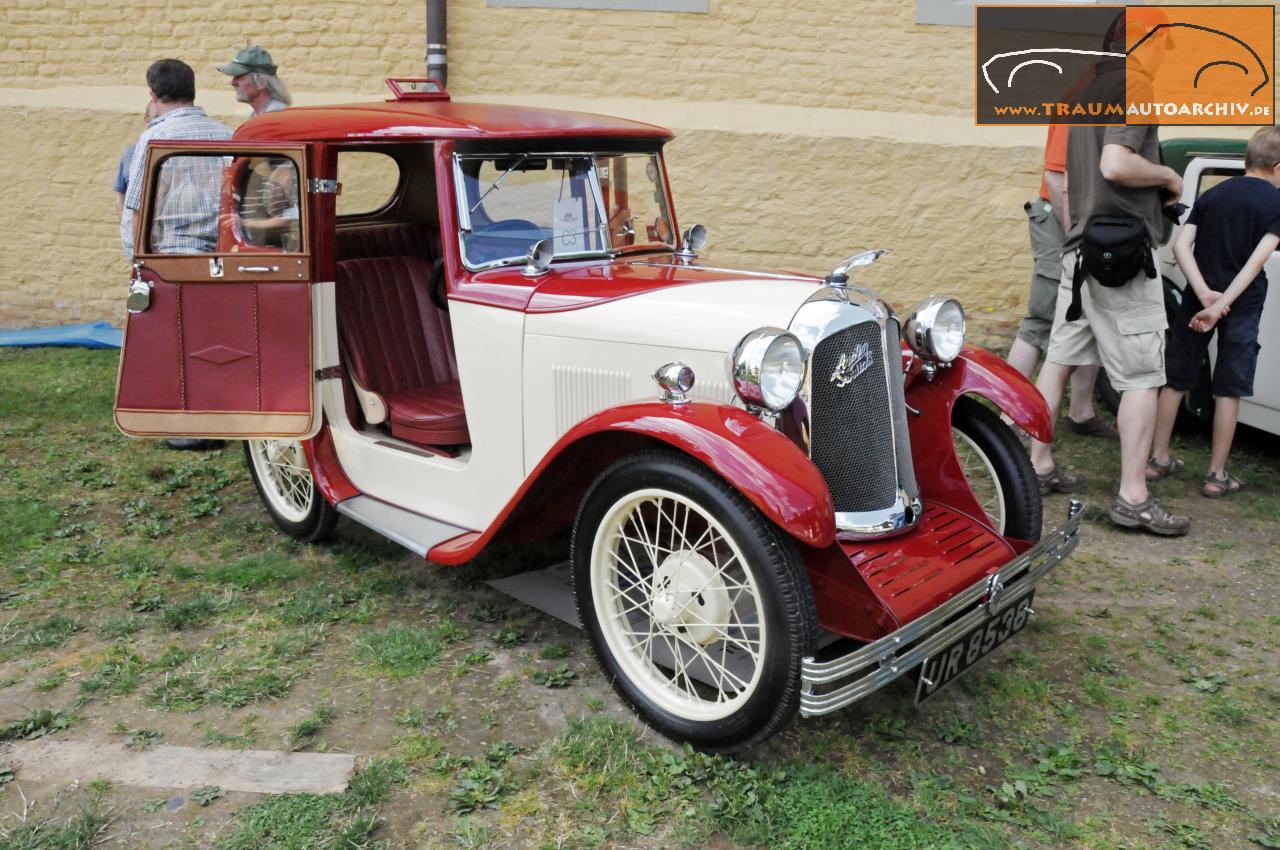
[[829, 342, 873, 388]]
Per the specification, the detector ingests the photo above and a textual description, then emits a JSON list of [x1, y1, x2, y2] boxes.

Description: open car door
[[115, 141, 320, 439]]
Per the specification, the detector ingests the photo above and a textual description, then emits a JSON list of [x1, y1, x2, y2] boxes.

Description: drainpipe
[[427, 0, 448, 87]]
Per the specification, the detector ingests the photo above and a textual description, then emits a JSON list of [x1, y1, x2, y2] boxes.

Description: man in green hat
[[218, 44, 292, 116]]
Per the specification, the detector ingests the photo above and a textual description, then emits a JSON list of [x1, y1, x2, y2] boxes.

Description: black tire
[[951, 396, 1042, 540], [571, 451, 817, 753], [1095, 368, 1122, 417], [243, 439, 339, 543]]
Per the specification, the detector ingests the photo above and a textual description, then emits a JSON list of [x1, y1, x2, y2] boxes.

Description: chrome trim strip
[[798, 499, 1084, 717]]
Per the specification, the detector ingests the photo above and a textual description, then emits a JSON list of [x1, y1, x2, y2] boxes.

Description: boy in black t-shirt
[[1149, 126, 1280, 497]]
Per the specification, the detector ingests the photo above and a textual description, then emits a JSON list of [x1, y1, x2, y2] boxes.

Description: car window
[[234, 156, 303, 252], [457, 155, 606, 267], [1196, 167, 1238, 198], [146, 153, 228, 255], [144, 153, 304, 255], [336, 152, 401, 218], [599, 154, 675, 249]]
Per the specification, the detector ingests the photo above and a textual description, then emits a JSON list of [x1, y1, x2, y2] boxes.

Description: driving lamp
[[904, 297, 966, 364], [732, 327, 805, 412], [653, 362, 695, 405]]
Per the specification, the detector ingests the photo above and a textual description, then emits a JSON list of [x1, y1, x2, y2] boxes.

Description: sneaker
[[165, 438, 226, 451], [1066, 415, 1119, 439], [1037, 465, 1087, 496], [1108, 495, 1190, 536]]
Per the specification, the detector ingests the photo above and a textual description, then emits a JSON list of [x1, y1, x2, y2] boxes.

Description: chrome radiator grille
[[808, 318, 917, 513]]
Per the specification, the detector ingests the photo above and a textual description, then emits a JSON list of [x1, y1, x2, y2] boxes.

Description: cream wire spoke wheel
[[592, 488, 766, 722], [952, 428, 1006, 533], [247, 439, 316, 524]]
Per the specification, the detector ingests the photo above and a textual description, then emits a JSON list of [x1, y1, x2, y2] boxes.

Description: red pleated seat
[[336, 255, 470, 446]]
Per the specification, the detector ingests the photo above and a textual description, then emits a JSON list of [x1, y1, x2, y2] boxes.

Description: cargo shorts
[[1015, 199, 1066, 351], [1045, 249, 1167, 391]]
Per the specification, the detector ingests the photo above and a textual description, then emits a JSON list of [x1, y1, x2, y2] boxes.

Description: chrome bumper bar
[[799, 499, 1084, 717]]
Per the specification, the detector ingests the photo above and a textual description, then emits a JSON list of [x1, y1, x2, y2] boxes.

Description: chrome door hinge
[[307, 179, 339, 194], [315, 365, 345, 381]]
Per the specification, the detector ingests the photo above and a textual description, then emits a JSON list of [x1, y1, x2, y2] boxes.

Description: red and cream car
[[114, 79, 1082, 752]]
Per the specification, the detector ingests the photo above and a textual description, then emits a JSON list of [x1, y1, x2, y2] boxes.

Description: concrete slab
[[1, 739, 355, 795]]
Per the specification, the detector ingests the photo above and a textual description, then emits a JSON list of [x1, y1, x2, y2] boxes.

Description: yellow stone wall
[[0, 0, 1259, 338]]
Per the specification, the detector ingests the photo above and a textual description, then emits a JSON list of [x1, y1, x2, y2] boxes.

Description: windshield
[[455, 152, 674, 269]]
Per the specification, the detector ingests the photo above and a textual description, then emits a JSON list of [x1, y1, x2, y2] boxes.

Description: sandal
[[1037, 465, 1088, 496], [1109, 495, 1191, 536], [1201, 471, 1242, 498], [1145, 455, 1185, 482]]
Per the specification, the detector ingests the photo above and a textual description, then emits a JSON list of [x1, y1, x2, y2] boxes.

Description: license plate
[[915, 591, 1034, 704]]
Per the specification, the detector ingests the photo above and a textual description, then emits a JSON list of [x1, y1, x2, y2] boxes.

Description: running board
[[336, 496, 469, 558]]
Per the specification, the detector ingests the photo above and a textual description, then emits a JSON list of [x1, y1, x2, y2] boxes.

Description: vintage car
[[114, 79, 1082, 752]]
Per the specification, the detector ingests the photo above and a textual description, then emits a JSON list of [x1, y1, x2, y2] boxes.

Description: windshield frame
[[451, 149, 675, 272]]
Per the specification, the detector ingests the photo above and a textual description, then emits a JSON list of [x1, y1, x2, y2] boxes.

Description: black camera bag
[[1064, 214, 1156, 321]]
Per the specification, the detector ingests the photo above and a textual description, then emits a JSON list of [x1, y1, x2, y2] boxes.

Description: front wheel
[[572, 452, 817, 753], [951, 396, 1042, 540], [244, 439, 338, 543]]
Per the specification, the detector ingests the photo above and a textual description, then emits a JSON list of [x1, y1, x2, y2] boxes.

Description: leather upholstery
[[336, 223, 438, 264], [336, 256, 469, 445]]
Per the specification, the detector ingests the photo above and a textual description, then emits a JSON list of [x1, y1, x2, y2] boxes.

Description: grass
[[2, 347, 1280, 850]]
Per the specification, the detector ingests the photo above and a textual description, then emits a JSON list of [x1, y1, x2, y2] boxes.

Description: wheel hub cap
[[649, 551, 729, 645]]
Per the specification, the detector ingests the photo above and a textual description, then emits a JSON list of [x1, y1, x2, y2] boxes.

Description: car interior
[[331, 144, 469, 457]]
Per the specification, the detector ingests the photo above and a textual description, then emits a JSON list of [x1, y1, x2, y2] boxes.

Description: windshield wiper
[[469, 154, 527, 215]]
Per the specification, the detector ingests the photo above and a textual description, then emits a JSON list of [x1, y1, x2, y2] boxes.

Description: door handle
[[237, 265, 280, 273], [126, 262, 151, 313]]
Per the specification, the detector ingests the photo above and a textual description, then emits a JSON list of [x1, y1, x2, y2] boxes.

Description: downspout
[[427, 0, 448, 87]]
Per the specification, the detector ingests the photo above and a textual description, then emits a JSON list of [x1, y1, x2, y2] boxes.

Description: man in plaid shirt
[[120, 59, 232, 259]]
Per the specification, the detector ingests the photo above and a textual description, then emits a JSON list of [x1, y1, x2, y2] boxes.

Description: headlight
[[732, 327, 805, 412], [904, 297, 966, 363]]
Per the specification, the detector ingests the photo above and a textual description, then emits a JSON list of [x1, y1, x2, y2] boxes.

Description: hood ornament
[[824, 248, 890, 287]]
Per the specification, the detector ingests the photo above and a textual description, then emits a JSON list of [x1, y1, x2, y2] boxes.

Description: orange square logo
[[1125, 6, 1274, 125], [976, 5, 1274, 125]]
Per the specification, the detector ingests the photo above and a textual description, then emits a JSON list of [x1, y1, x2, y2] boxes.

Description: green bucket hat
[[217, 45, 277, 76]]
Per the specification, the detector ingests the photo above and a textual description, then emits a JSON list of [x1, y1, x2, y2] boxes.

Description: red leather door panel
[[114, 143, 319, 439]]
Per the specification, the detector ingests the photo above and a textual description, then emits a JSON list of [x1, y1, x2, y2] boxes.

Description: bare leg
[[1030, 360, 1074, 475], [1208, 396, 1239, 478], [1006, 337, 1042, 379], [1150, 387, 1185, 464], [1116, 387, 1157, 504], [1066, 364, 1099, 422]]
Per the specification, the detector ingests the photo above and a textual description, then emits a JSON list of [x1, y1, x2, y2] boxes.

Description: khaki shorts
[[1045, 249, 1167, 391]]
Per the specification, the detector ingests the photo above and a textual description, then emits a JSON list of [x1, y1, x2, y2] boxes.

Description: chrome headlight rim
[[904, 296, 966, 364], [731, 327, 806, 412]]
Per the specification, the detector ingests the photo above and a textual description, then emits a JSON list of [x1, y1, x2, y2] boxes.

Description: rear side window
[[336, 152, 401, 217]]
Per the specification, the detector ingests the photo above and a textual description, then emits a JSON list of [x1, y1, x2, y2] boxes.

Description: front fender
[[567, 401, 837, 547], [905, 346, 1051, 532], [429, 401, 836, 564], [908, 346, 1053, 442]]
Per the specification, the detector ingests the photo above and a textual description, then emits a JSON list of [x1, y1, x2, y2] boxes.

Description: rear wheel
[[572, 452, 816, 753], [951, 396, 1042, 540], [244, 439, 338, 543]]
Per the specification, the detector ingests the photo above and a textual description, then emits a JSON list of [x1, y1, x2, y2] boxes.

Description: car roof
[[232, 99, 674, 144]]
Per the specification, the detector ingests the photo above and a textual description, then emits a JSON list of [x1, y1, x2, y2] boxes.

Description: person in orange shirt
[[1006, 123, 1115, 462]]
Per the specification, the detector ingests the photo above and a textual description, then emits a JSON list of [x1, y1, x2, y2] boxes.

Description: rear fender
[[429, 401, 836, 564], [905, 346, 1051, 530]]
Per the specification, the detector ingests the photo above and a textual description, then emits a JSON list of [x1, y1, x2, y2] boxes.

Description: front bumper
[[799, 499, 1084, 717]]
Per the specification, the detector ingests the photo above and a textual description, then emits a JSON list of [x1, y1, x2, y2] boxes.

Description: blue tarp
[[0, 321, 122, 349]]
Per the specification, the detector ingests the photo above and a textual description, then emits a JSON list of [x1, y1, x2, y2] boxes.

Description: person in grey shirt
[[218, 45, 292, 116]]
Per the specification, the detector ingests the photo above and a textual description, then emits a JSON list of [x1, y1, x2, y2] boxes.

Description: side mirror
[[521, 238, 554, 277], [675, 223, 707, 261]]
